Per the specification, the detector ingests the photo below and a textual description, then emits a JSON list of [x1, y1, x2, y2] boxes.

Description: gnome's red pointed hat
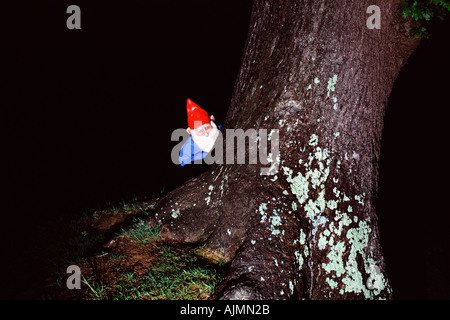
[[186, 98, 210, 129]]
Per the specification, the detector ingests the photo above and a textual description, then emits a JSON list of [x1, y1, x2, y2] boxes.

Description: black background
[[4, 0, 450, 299]]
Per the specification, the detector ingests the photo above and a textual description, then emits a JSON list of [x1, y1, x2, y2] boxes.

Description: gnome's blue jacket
[[179, 125, 221, 166], [179, 136, 208, 167]]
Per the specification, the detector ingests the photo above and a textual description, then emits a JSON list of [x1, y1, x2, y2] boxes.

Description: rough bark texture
[[138, 0, 420, 299]]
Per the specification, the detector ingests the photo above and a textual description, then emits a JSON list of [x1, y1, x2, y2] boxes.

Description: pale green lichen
[[332, 96, 338, 110], [273, 258, 279, 267], [340, 220, 373, 297], [355, 194, 365, 205], [213, 166, 224, 181], [205, 185, 214, 205], [314, 147, 329, 162], [269, 211, 282, 236], [322, 241, 346, 277], [326, 277, 338, 290], [282, 135, 332, 221], [327, 200, 338, 210], [321, 216, 387, 298], [333, 187, 340, 198], [365, 261, 387, 295], [309, 169, 323, 189], [347, 220, 371, 252], [289, 280, 295, 295], [259, 203, 268, 223], [304, 199, 319, 220], [171, 209, 180, 219], [294, 251, 303, 272], [329, 217, 346, 237], [311, 214, 328, 237], [316, 190, 327, 211], [328, 234, 335, 246], [318, 234, 328, 250], [283, 166, 309, 205], [318, 228, 335, 250], [308, 134, 319, 147], [299, 229, 306, 245], [281, 133, 387, 297], [327, 74, 338, 97], [334, 210, 353, 228]]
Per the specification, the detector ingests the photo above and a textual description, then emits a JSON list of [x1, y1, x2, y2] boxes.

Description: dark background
[[4, 0, 450, 299]]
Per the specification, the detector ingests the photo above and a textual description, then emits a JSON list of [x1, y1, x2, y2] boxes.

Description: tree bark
[[139, 0, 419, 299]]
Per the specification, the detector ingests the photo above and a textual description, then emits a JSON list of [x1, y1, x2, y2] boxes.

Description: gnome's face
[[185, 98, 218, 153], [188, 119, 219, 153]]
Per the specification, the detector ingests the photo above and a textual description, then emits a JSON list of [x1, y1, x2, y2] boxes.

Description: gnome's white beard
[[191, 121, 220, 153]]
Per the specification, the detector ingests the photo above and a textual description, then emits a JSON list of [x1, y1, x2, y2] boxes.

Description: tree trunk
[[140, 0, 419, 299]]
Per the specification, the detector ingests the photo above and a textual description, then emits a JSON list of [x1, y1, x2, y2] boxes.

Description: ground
[[11, 198, 226, 300]]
